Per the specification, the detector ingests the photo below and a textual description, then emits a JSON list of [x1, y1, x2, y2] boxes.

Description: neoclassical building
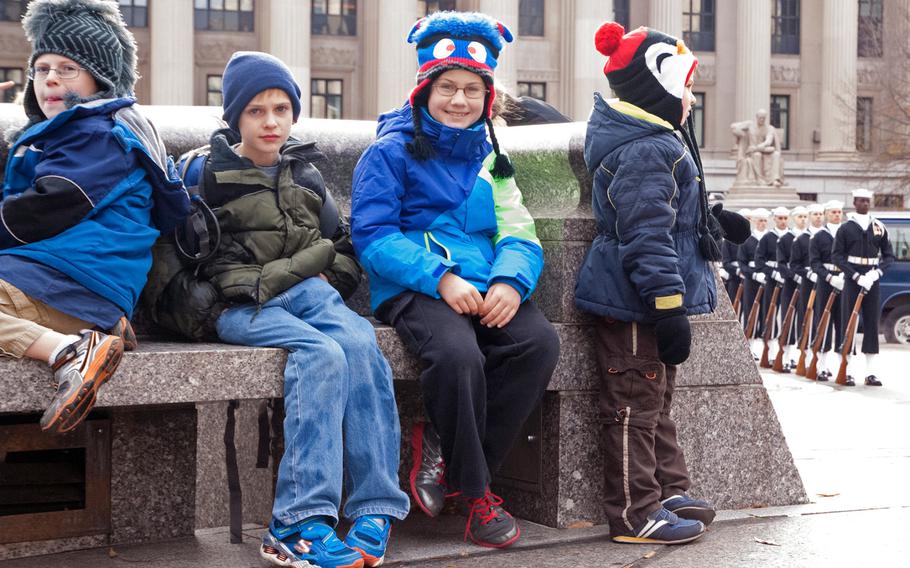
[[0, 0, 906, 205]]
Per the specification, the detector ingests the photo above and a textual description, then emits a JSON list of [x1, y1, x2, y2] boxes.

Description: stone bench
[[0, 104, 807, 560]]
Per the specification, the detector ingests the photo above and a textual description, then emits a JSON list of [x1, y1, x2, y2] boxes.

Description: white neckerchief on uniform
[[826, 222, 841, 237], [808, 225, 822, 236], [753, 229, 768, 240], [772, 226, 789, 238], [792, 227, 807, 237], [850, 212, 871, 231]]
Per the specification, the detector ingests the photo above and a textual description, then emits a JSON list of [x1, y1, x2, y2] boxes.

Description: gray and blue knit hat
[[21, 0, 138, 120]]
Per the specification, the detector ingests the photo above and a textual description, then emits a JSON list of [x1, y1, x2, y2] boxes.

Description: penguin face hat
[[594, 22, 697, 127], [407, 10, 513, 118]]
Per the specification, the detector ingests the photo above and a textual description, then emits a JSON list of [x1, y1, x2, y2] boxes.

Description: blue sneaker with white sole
[[661, 493, 716, 526], [260, 517, 364, 568], [612, 507, 705, 545], [344, 515, 392, 567]]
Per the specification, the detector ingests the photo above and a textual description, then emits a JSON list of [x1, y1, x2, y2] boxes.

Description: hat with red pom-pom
[[594, 21, 697, 127]]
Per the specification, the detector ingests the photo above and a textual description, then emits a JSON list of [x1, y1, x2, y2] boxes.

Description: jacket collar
[[419, 108, 489, 160]]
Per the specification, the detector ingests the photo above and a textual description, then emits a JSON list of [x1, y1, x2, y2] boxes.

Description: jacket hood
[[584, 91, 674, 172], [207, 128, 324, 170]]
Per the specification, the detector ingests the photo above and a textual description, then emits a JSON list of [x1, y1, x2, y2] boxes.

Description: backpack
[[174, 147, 221, 263]]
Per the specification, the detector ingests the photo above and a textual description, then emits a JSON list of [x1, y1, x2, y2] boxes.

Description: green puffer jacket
[[143, 130, 363, 341]]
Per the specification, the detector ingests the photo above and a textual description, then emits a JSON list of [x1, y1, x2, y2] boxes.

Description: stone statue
[[731, 109, 783, 187]]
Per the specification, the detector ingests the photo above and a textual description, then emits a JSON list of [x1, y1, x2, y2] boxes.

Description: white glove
[[808, 272, 818, 283], [737, 268, 743, 278], [794, 274, 803, 285], [867, 269, 882, 283], [857, 274, 873, 291], [753, 272, 767, 285], [719, 268, 730, 281], [772, 271, 785, 284], [830, 274, 845, 291]]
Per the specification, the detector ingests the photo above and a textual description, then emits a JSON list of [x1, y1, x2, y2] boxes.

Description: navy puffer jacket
[[574, 93, 716, 322]]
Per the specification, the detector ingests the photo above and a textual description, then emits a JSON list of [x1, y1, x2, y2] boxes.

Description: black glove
[[653, 307, 692, 365], [711, 203, 751, 244]]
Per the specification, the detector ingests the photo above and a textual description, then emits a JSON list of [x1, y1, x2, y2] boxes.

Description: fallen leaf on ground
[[754, 537, 782, 546], [108, 548, 118, 558], [643, 550, 657, 558], [567, 521, 594, 529], [816, 492, 840, 497]]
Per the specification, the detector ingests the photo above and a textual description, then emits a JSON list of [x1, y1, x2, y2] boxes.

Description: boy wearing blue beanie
[[150, 51, 409, 568]]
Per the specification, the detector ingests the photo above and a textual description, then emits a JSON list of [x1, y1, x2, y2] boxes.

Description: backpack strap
[[174, 148, 221, 263]]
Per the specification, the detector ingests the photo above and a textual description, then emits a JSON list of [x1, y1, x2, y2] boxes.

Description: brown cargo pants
[[595, 317, 691, 537]]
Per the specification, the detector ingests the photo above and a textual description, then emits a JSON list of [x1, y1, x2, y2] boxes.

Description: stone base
[[722, 184, 806, 209]]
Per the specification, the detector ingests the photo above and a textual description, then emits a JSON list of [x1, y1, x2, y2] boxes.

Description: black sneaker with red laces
[[464, 489, 520, 549], [410, 421, 446, 517]]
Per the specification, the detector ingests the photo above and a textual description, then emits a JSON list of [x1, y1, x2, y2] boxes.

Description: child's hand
[[438, 272, 483, 315], [480, 283, 520, 328], [318, 273, 329, 282]]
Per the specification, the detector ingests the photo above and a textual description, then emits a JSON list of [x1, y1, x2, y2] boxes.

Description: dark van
[[879, 212, 910, 343]]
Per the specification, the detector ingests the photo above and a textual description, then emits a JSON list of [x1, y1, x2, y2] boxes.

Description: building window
[[857, 96, 873, 152], [0, 67, 23, 103], [692, 92, 705, 148], [311, 79, 343, 119], [518, 0, 544, 37], [858, 0, 883, 57], [207, 75, 223, 107], [613, 0, 630, 30], [771, 0, 800, 54], [119, 0, 148, 27], [874, 194, 905, 211], [312, 0, 357, 36], [517, 81, 546, 102], [0, 0, 24, 21], [418, 0, 455, 15], [683, 0, 715, 52], [770, 94, 790, 150], [194, 0, 255, 32]]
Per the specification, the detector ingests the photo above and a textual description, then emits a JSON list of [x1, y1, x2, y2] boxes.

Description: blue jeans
[[216, 278, 410, 525]]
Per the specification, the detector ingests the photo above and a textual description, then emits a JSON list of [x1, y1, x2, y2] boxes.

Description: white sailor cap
[[771, 206, 790, 217], [851, 188, 874, 199], [807, 203, 825, 213], [791, 205, 808, 215], [824, 200, 845, 211], [738, 208, 752, 218], [751, 207, 771, 219]]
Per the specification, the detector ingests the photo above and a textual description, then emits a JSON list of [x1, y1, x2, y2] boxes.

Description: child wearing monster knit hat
[[351, 11, 559, 549], [574, 22, 747, 545], [0, 0, 189, 434]]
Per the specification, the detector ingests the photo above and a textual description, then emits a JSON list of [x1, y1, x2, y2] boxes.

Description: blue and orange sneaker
[[344, 515, 392, 567], [260, 517, 364, 568], [612, 507, 705, 545], [661, 493, 716, 526]]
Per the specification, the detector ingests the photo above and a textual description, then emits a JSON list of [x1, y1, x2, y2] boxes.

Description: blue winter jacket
[[574, 93, 716, 322], [352, 104, 543, 312], [0, 98, 191, 316]]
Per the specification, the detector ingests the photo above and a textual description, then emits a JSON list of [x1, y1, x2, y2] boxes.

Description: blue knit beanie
[[221, 51, 301, 132]]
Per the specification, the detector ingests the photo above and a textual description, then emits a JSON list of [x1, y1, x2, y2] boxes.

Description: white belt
[[766, 261, 778, 268], [847, 256, 879, 266], [823, 263, 842, 273]]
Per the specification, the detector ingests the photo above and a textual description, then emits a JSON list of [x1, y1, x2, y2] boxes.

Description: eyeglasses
[[432, 82, 488, 100], [28, 64, 85, 81]]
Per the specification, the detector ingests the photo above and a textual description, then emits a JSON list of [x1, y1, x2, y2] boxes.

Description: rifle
[[807, 290, 838, 380], [760, 284, 782, 368], [732, 281, 745, 316], [773, 288, 801, 372], [744, 284, 765, 340], [835, 290, 867, 385], [795, 288, 817, 376]]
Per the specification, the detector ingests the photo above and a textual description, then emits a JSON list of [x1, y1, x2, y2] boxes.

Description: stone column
[[478, 0, 519, 92], [149, 0, 194, 105], [362, 1, 419, 117], [649, 0, 682, 38], [265, 0, 311, 116], [563, 0, 612, 120], [819, 0, 858, 157], [735, 0, 771, 126]]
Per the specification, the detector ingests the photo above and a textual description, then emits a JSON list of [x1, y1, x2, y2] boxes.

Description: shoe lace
[[464, 490, 504, 540]]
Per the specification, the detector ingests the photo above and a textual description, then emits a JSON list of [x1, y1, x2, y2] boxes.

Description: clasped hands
[[437, 272, 520, 328]]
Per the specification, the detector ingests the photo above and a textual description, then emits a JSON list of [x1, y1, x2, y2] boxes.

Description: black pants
[[380, 292, 559, 498], [839, 277, 881, 354], [595, 318, 691, 537], [814, 281, 844, 352]]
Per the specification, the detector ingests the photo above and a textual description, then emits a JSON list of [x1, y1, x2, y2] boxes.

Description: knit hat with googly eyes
[[406, 11, 515, 179], [595, 21, 698, 128]]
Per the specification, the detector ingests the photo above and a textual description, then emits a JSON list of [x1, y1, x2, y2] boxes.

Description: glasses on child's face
[[432, 81, 488, 100], [28, 64, 84, 81]]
